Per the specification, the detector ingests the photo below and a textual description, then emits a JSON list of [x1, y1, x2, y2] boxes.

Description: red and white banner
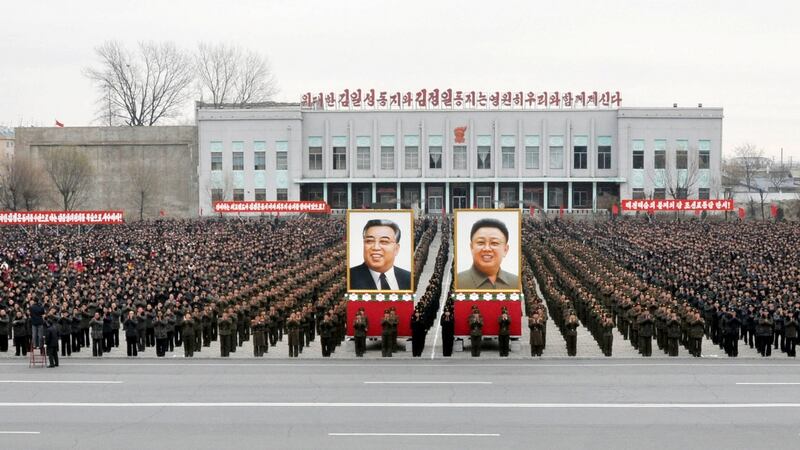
[[0, 210, 124, 225], [213, 201, 331, 214], [302, 89, 622, 110], [621, 199, 733, 212]]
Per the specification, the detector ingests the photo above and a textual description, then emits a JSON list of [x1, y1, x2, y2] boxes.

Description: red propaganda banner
[[453, 300, 522, 337], [0, 211, 124, 225], [738, 207, 746, 219], [621, 199, 734, 212], [213, 201, 331, 214], [346, 300, 413, 337], [301, 89, 622, 110]]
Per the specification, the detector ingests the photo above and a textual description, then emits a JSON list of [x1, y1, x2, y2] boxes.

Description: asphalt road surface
[[1, 359, 799, 449]]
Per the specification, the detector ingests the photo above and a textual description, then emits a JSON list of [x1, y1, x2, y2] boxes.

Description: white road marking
[[0, 362, 798, 368], [363, 381, 492, 384], [2, 402, 800, 408], [736, 382, 800, 385], [0, 380, 122, 384], [0, 431, 40, 434], [329, 433, 500, 437]]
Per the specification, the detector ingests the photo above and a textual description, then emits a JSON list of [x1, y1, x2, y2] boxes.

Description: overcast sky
[[2, 0, 798, 160]]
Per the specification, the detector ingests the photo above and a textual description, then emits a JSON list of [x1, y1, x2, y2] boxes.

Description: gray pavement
[[1, 359, 799, 449]]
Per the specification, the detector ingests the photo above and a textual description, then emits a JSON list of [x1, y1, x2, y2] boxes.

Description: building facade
[[196, 104, 723, 215], [0, 127, 13, 163]]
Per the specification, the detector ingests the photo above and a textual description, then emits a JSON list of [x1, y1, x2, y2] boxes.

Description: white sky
[[2, 0, 798, 161]]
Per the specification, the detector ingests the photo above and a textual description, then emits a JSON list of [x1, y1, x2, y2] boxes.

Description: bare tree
[[660, 152, 700, 200], [729, 143, 765, 192], [43, 149, 93, 210], [0, 157, 46, 211], [85, 41, 195, 126], [196, 43, 277, 107], [768, 161, 790, 193], [129, 159, 160, 220]]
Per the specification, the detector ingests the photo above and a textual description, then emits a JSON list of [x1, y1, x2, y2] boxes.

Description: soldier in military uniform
[[389, 307, 399, 352], [637, 310, 654, 357], [353, 309, 368, 357], [469, 307, 483, 357], [565, 312, 578, 357], [600, 314, 614, 357], [268, 306, 280, 347], [440, 309, 455, 357], [218, 312, 233, 357], [181, 313, 195, 358], [287, 311, 301, 358], [319, 312, 334, 357], [666, 312, 681, 357], [381, 310, 393, 357], [89, 312, 104, 357], [252, 316, 266, 357], [528, 312, 544, 357], [154, 312, 168, 357], [498, 308, 511, 357], [687, 311, 704, 357]]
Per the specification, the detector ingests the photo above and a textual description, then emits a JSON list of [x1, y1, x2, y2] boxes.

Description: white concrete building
[[196, 103, 722, 215]]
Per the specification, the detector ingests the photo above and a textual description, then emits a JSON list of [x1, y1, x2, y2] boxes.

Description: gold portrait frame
[[346, 209, 416, 294], [453, 208, 523, 293]]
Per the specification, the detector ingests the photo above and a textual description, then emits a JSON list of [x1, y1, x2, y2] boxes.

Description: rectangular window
[[675, 187, 688, 199], [232, 152, 244, 171], [211, 188, 223, 202], [597, 136, 612, 170], [332, 136, 346, 170], [501, 135, 515, 169], [632, 139, 645, 169], [654, 139, 666, 169], [654, 188, 666, 200], [254, 188, 266, 201], [676, 139, 688, 169], [573, 135, 588, 169], [308, 136, 322, 171], [573, 190, 589, 208], [428, 135, 442, 169], [477, 135, 491, 170], [380, 136, 395, 170], [356, 136, 370, 170], [698, 188, 710, 200], [404, 135, 419, 170], [211, 152, 222, 171], [525, 135, 540, 169], [275, 141, 288, 170], [453, 145, 467, 170], [233, 189, 244, 201], [632, 188, 645, 200], [276, 188, 288, 201], [699, 140, 711, 169], [549, 136, 564, 169], [254, 152, 266, 170]]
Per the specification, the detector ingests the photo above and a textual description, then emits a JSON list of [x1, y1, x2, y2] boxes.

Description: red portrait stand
[[452, 294, 523, 337], [346, 294, 415, 338]]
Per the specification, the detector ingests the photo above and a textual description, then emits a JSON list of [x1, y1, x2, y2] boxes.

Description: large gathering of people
[[1, 215, 798, 360]]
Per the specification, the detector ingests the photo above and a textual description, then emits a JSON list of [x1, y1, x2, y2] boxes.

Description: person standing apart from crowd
[[469, 307, 483, 357], [440, 309, 455, 357], [89, 312, 104, 357], [182, 313, 195, 358], [498, 308, 511, 357], [353, 309, 368, 357], [381, 310, 393, 357], [529, 312, 545, 357], [123, 311, 138, 357], [29, 299, 45, 350], [287, 312, 301, 358], [45, 318, 59, 368]]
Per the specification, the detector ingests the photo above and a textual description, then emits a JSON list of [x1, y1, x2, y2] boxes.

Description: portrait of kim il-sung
[[347, 210, 414, 293], [455, 209, 521, 292]]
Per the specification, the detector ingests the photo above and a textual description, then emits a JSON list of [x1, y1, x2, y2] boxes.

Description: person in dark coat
[[498, 309, 511, 357], [410, 310, 426, 357], [45, 319, 59, 368], [353, 309, 368, 357], [440, 309, 455, 357], [123, 311, 138, 357]]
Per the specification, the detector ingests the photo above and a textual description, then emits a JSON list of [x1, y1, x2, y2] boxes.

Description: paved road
[[1, 359, 799, 449]]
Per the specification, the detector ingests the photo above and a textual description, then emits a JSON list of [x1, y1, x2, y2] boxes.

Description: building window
[[500, 135, 515, 169], [276, 152, 288, 171], [549, 136, 564, 169], [477, 135, 491, 170], [211, 188, 223, 202], [381, 147, 394, 170], [597, 136, 611, 170], [332, 136, 346, 170], [653, 139, 666, 169], [357, 146, 370, 170], [254, 152, 266, 170], [632, 188, 645, 200], [453, 145, 467, 170], [404, 136, 419, 170], [500, 187, 517, 206], [276, 188, 288, 201], [233, 189, 244, 201], [698, 188, 710, 199], [308, 137, 322, 171], [675, 187, 688, 199], [699, 140, 711, 169], [211, 152, 222, 171], [632, 139, 645, 169], [676, 150, 688, 170], [254, 188, 266, 201], [573, 136, 588, 169], [380, 136, 395, 170], [654, 188, 666, 199], [232, 152, 244, 171], [573, 189, 589, 208], [429, 135, 442, 169], [525, 136, 540, 169], [356, 136, 370, 170]]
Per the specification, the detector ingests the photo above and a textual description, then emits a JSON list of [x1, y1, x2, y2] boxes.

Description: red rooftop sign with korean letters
[[302, 89, 622, 110], [621, 199, 734, 212], [0, 211, 124, 225]]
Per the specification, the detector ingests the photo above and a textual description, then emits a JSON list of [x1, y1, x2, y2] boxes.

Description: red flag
[[694, 209, 701, 216], [770, 204, 778, 218], [55, 120, 64, 127], [611, 204, 619, 216], [559, 206, 564, 217], [159, 210, 165, 217], [529, 206, 534, 217], [738, 207, 745, 219]]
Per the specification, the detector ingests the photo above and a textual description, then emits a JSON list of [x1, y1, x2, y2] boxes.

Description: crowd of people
[[2, 215, 798, 360]]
